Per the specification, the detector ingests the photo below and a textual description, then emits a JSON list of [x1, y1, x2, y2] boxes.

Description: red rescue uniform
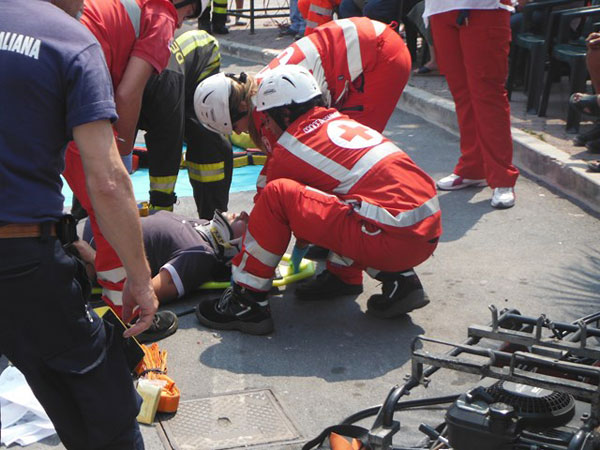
[[63, 0, 177, 316], [297, 0, 341, 36], [232, 107, 441, 290], [255, 17, 410, 140]]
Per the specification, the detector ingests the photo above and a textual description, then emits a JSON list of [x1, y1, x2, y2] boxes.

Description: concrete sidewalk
[[206, 20, 600, 215]]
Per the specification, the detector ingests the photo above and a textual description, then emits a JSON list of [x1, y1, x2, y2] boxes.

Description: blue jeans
[[339, 0, 399, 22], [289, 0, 306, 34], [339, 0, 361, 18]]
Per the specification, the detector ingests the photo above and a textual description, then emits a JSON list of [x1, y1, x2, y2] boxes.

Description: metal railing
[[227, 0, 290, 33]]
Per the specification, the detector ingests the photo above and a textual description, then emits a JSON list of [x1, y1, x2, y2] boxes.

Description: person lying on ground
[[75, 209, 248, 342], [79, 209, 248, 302]]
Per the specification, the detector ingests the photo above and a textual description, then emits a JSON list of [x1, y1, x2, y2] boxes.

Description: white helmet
[[255, 65, 322, 112], [194, 73, 234, 135]]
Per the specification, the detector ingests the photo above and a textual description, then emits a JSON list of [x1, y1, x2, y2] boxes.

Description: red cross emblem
[[338, 124, 373, 141]]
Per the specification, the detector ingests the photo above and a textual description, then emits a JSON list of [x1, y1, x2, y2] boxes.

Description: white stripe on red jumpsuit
[[231, 107, 442, 291], [252, 16, 413, 219], [255, 17, 411, 135]]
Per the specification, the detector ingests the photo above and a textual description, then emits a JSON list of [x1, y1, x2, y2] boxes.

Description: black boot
[[212, 23, 229, 34], [195, 284, 273, 335], [367, 271, 429, 318], [295, 270, 363, 300], [197, 8, 212, 33], [135, 310, 179, 343], [574, 122, 600, 146]]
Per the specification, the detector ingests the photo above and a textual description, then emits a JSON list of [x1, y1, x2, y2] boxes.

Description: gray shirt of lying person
[[83, 211, 231, 297]]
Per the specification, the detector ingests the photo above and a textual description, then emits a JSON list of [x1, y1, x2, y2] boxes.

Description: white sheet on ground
[[0, 366, 56, 446]]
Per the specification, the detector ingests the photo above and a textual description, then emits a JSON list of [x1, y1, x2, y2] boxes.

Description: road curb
[[398, 85, 600, 215], [219, 40, 600, 215], [219, 38, 280, 65]]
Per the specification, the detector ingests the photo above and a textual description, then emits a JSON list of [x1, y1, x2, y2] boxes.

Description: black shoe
[[279, 27, 297, 37], [367, 273, 429, 319], [295, 270, 363, 300], [136, 311, 178, 344], [212, 24, 229, 34], [304, 245, 330, 261], [198, 21, 211, 33], [195, 284, 273, 335], [574, 123, 600, 146], [586, 138, 600, 154]]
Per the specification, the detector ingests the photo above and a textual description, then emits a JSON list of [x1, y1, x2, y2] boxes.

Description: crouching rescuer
[[194, 65, 441, 335]]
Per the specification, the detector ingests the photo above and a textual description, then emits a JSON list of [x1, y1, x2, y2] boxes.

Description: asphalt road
[[2, 55, 600, 449]]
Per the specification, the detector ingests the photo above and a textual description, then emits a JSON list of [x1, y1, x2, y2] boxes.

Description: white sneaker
[[436, 173, 487, 191], [491, 187, 515, 209]]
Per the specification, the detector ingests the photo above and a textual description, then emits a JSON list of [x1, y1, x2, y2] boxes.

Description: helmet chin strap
[[225, 72, 247, 84]]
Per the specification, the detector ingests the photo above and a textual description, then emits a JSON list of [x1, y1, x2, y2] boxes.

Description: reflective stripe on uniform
[[335, 141, 401, 194], [199, 59, 221, 82], [352, 195, 440, 229], [187, 161, 225, 182], [97, 266, 127, 283], [328, 252, 354, 267], [243, 231, 281, 268], [212, 0, 228, 14], [278, 130, 348, 183], [278, 131, 396, 192], [103, 288, 124, 306], [232, 263, 273, 291], [294, 37, 330, 104], [278, 131, 440, 228], [176, 31, 219, 58], [308, 4, 333, 16], [256, 174, 267, 190], [120, 0, 141, 38], [372, 20, 387, 37], [365, 267, 380, 278], [149, 175, 177, 193], [336, 19, 363, 82]]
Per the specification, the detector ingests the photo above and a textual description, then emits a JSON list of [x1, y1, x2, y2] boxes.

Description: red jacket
[[263, 107, 441, 240], [81, 0, 177, 88]]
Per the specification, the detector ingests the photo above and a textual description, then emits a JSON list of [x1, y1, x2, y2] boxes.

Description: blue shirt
[[0, 0, 117, 223]]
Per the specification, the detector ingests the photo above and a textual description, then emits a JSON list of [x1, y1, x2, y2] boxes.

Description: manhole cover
[[159, 389, 301, 449]]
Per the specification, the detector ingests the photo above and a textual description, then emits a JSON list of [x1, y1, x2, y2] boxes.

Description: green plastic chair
[[538, 5, 600, 132], [507, 0, 577, 114]]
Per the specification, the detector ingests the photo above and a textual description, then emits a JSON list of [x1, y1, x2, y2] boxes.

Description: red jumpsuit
[[63, 0, 177, 316], [297, 0, 341, 36], [429, 3, 519, 188], [256, 17, 410, 139], [232, 107, 441, 291]]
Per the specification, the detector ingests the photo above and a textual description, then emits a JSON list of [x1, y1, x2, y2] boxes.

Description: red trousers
[[298, 0, 340, 35], [430, 9, 519, 188], [232, 179, 438, 290], [64, 143, 126, 316], [340, 25, 411, 133]]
